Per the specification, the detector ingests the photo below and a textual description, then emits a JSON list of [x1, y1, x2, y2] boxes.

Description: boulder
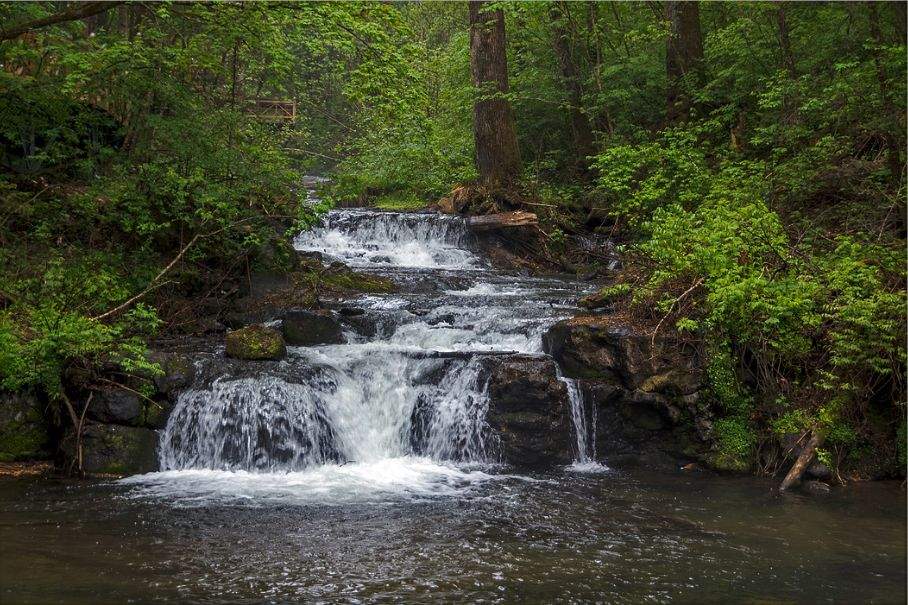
[[87, 388, 143, 425], [147, 351, 196, 397], [482, 355, 572, 468], [281, 310, 345, 346], [225, 325, 286, 360], [64, 424, 158, 475], [543, 317, 710, 470], [0, 391, 51, 461], [543, 316, 701, 393]]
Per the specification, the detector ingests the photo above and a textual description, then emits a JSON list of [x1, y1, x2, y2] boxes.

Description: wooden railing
[[247, 99, 296, 123]]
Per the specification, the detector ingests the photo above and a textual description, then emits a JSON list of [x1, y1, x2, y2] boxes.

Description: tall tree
[[469, 0, 521, 186], [665, 0, 703, 124], [551, 1, 596, 170]]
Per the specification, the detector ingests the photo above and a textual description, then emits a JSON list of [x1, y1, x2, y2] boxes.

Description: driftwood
[[780, 431, 824, 491], [467, 210, 538, 231]]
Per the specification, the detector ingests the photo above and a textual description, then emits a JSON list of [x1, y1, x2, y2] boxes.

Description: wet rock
[[806, 460, 833, 481], [338, 307, 365, 317], [801, 480, 831, 496], [544, 317, 713, 471], [543, 317, 701, 393], [225, 325, 286, 360], [147, 351, 195, 397], [64, 424, 158, 475], [482, 355, 572, 468], [282, 310, 345, 346], [0, 391, 51, 461], [88, 389, 143, 425]]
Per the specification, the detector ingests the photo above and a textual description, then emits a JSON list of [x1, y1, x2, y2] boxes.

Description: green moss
[[711, 416, 754, 472], [225, 325, 286, 360], [373, 192, 428, 211], [0, 424, 49, 461]]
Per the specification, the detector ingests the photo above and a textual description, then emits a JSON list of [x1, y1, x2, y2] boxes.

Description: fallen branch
[[780, 430, 824, 491], [0, 2, 124, 42], [92, 233, 199, 321], [467, 210, 539, 231], [650, 277, 704, 347]]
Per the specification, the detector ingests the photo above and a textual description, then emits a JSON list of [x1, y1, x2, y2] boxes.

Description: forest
[[0, 1, 906, 602], [0, 1, 905, 476]]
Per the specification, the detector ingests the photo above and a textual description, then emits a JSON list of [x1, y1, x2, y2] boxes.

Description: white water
[[294, 210, 481, 270], [125, 206, 601, 503]]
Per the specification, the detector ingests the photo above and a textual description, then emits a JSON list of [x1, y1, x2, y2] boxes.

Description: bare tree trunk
[[469, 0, 521, 187], [776, 5, 797, 77], [868, 2, 905, 188], [551, 2, 596, 170], [666, 1, 703, 124], [780, 431, 823, 491], [892, 1, 907, 44]]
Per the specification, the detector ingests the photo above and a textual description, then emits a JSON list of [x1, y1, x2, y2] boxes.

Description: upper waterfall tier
[[294, 209, 482, 269]]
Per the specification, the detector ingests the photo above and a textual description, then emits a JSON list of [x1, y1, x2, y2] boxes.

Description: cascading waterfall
[[294, 209, 481, 269], [159, 353, 495, 472], [127, 203, 603, 504]]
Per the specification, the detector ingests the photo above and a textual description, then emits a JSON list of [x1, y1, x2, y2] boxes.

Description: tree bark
[[551, 2, 596, 169], [469, 0, 521, 187], [868, 2, 905, 188], [0, 1, 124, 42], [780, 431, 823, 491], [776, 5, 797, 77], [666, 1, 703, 124], [467, 210, 538, 230]]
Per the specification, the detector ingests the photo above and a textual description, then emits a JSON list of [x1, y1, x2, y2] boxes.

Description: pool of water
[[1, 469, 903, 604]]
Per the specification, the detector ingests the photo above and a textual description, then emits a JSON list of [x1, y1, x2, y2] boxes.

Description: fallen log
[[467, 210, 538, 231], [779, 430, 824, 492]]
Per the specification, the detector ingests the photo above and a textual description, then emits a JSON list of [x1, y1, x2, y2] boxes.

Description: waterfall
[[128, 204, 602, 503], [159, 353, 496, 471], [294, 209, 481, 270]]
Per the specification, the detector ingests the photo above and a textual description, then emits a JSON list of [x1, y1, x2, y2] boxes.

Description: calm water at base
[[0, 469, 904, 604]]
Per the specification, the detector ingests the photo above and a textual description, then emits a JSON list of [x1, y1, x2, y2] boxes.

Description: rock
[[64, 424, 158, 475], [806, 460, 833, 481], [281, 310, 345, 346], [801, 480, 831, 496], [225, 325, 286, 360], [482, 355, 572, 468], [543, 317, 701, 393], [147, 351, 195, 396], [543, 317, 715, 471], [0, 391, 51, 461], [88, 388, 143, 425]]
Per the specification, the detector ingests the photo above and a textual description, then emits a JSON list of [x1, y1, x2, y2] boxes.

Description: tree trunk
[[469, 0, 521, 187], [666, 1, 703, 124], [868, 2, 905, 188], [551, 2, 596, 170], [780, 431, 823, 491], [776, 6, 797, 77]]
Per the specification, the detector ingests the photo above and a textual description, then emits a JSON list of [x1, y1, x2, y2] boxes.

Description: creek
[[0, 207, 904, 603]]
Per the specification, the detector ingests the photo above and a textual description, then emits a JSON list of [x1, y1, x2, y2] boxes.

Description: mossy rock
[[225, 325, 286, 360], [64, 424, 158, 475], [0, 392, 51, 462]]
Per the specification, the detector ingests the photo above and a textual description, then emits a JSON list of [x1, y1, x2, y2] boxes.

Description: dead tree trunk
[[780, 431, 824, 491], [550, 2, 596, 170], [469, 0, 521, 187], [666, 1, 703, 124]]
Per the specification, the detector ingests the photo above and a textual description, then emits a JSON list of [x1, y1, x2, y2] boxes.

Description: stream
[[0, 207, 904, 603]]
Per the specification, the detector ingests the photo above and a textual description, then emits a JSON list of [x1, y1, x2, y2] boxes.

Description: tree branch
[[0, 1, 125, 42]]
